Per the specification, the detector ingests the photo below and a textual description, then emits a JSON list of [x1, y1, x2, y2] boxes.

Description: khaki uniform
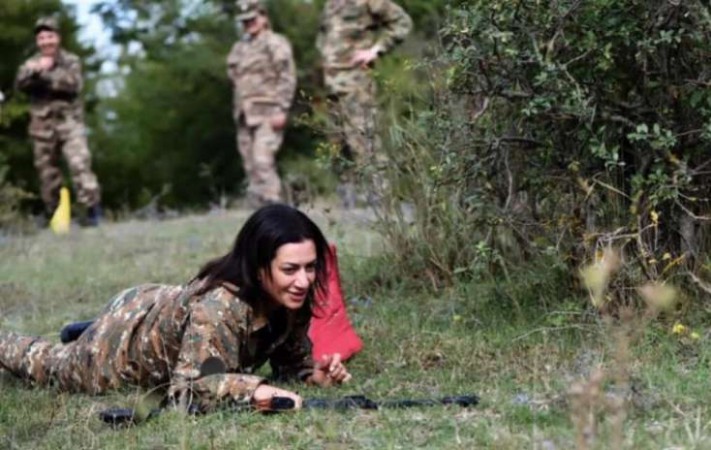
[[227, 29, 296, 205], [15, 49, 101, 213], [0, 281, 314, 412], [317, 0, 412, 181]]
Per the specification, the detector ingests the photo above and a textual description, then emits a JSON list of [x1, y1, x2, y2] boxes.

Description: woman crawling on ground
[[0, 204, 351, 411]]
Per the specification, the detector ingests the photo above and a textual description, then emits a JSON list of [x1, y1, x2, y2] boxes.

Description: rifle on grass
[[100, 357, 479, 426], [100, 393, 479, 426]]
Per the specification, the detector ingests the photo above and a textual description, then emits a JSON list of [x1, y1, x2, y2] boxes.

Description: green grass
[[1, 208, 710, 449]]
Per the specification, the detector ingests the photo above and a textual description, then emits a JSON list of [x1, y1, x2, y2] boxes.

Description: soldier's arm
[[226, 43, 240, 81], [167, 297, 265, 412], [226, 43, 241, 116], [269, 308, 315, 382], [271, 36, 297, 112], [43, 56, 83, 94], [368, 0, 413, 55], [15, 59, 48, 93]]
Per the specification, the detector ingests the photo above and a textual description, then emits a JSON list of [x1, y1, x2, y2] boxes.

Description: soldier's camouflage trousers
[[0, 285, 177, 395], [0, 331, 77, 390], [31, 122, 101, 213], [324, 70, 389, 185], [237, 120, 284, 206], [0, 327, 138, 395]]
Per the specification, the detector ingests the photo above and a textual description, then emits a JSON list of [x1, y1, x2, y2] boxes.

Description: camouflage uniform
[[15, 47, 101, 214], [0, 281, 314, 412], [316, 0, 412, 185], [227, 11, 296, 206]]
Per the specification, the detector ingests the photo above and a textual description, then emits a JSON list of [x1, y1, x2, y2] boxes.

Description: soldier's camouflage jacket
[[0, 281, 314, 412], [15, 49, 85, 139], [227, 29, 296, 127], [317, 0, 412, 72]]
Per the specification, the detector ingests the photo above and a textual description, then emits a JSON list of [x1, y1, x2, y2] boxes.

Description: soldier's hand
[[26, 60, 42, 71], [252, 384, 303, 411], [38, 56, 55, 71], [270, 112, 288, 131], [350, 47, 379, 69]]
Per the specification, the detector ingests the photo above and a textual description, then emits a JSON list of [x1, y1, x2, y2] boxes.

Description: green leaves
[[379, 0, 711, 295], [627, 123, 677, 152], [87, 0, 450, 209]]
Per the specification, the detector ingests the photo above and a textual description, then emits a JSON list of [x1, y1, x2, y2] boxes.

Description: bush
[[379, 0, 711, 299]]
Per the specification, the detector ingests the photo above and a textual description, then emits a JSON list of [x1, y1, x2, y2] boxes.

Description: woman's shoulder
[[104, 282, 179, 301], [186, 278, 238, 298], [187, 279, 252, 312], [102, 283, 182, 314], [203, 282, 246, 304]]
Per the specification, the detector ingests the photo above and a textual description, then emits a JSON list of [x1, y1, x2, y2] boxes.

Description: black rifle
[[300, 394, 478, 410], [102, 357, 478, 426], [91, 349, 478, 426], [100, 394, 479, 426]]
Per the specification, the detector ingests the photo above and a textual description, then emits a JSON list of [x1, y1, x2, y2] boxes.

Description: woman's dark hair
[[194, 204, 330, 309]]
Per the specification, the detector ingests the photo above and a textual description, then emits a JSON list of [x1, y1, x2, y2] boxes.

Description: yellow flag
[[50, 187, 71, 234]]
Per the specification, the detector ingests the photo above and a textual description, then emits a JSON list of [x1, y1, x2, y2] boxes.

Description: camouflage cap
[[34, 17, 59, 34], [235, 0, 264, 21]]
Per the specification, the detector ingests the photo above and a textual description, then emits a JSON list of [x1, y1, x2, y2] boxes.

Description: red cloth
[[309, 244, 363, 362]]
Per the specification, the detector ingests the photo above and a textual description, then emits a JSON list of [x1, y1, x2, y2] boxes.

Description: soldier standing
[[227, 0, 296, 207], [15, 17, 102, 225], [317, 0, 412, 207]]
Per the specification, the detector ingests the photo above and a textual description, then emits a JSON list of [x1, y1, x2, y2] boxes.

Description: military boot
[[82, 203, 103, 227]]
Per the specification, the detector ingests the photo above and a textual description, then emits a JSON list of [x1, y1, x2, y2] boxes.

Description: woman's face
[[261, 240, 317, 310]]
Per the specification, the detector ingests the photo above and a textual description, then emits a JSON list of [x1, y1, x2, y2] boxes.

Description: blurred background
[[0, 0, 453, 215]]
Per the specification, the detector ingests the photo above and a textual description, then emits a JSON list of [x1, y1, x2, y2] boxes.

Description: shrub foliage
[[382, 0, 711, 293]]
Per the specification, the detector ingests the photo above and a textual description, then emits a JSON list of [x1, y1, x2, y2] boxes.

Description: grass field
[[1, 207, 710, 449]]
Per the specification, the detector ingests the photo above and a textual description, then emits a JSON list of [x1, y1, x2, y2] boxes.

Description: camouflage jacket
[[15, 50, 85, 126], [226, 29, 296, 127], [71, 281, 314, 411], [317, 0, 412, 69]]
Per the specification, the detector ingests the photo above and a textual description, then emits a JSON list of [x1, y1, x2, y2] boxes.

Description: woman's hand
[[252, 384, 302, 411], [308, 353, 352, 387]]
